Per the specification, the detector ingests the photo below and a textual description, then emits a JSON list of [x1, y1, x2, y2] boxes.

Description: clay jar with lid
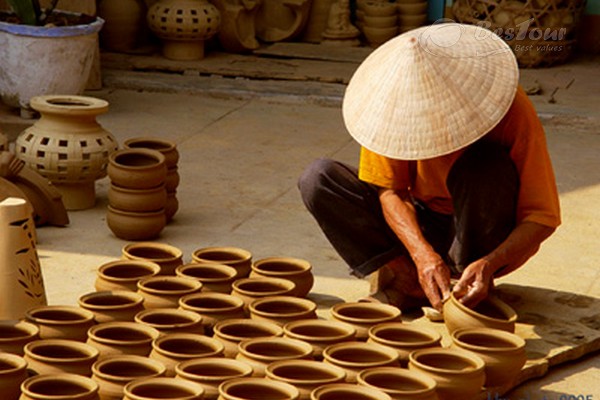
[[122, 242, 183, 276], [178, 292, 245, 333], [367, 322, 442, 366], [283, 319, 356, 360], [235, 337, 314, 377], [95, 260, 161, 292], [265, 360, 346, 400], [20, 373, 100, 400], [86, 321, 160, 360], [213, 318, 283, 358], [443, 292, 517, 334], [135, 308, 204, 336], [322, 341, 400, 383], [24, 339, 99, 376], [137, 276, 203, 309], [249, 296, 317, 326], [0, 352, 28, 400], [250, 257, 314, 297], [311, 383, 392, 400], [218, 377, 300, 400], [107, 148, 167, 190], [357, 367, 438, 400], [330, 302, 401, 340], [176, 263, 238, 294], [192, 246, 253, 279], [0, 320, 39, 355], [123, 377, 204, 400], [231, 277, 296, 311], [25, 305, 95, 342], [78, 291, 145, 323]]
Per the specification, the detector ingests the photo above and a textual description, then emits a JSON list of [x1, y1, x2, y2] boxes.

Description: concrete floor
[[1, 53, 599, 397]]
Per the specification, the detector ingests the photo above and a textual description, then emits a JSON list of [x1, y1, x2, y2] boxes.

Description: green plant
[[6, 0, 60, 26]]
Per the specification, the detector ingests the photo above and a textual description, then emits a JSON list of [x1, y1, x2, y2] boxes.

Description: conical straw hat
[[342, 23, 519, 160]]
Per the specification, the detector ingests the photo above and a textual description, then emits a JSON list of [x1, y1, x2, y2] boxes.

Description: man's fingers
[[457, 282, 486, 308]]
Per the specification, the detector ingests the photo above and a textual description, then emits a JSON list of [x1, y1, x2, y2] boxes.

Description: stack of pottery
[[106, 148, 168, 240], [356, 0, 398, 47], [397, 0, 428, 34]]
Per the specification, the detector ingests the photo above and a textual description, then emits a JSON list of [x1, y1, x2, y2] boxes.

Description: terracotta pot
[[218, 377, 299, 400], [91, 355, 167, 400], [123, 377, 204, 400], [249, 296, 317, 326], [362, 15, 397, 29], [367, 323, 442, 366], [175, 358, 253, 400], [362, 26, 398, 47], [106, 206, 167, 241], [322, 341, 400, 383], [20, 373, 100, 400], [165, 168, 180, 193], [150, 333, 225, 377], [176, 263, 237, 293], [95, 260, 162, 292], [178, 292, 245, 333], [123, 137, 179, 170], [231, 277, 296, 311], [283, 319, 356, 360], [310, 383, 392, 400], [165, 192, 179, 222], [24, 339, 99, 376], [122, 242, 184, 276], [0, 352, 28, 400], [192, 247, 253, 279], [213, 318, 283, 358], [108, 184, 167, 213], [134, 308, 204, 336], [25, 305, 95, 342], [0, 320, 39, 355], [330, 302, 401, 340], [266, 360, 346, 400], [451, 327, 527, 387], [107, 148, 167, 190], [235, 337, 313, 377], [408, 347, 485, 400], [357, 367, 438, 400], [250, 257, 314, 297], [137, 276, 203, 309], [443, 292, 517, 334], [78, 291, 145, 324], [396, 1, 428, 15], [86, 322, 160, 360], [360, 1, 397, 16], [98, 0, 147, 53]]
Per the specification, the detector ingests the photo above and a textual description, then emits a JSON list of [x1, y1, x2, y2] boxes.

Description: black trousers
[[298, 142, 519, 278]]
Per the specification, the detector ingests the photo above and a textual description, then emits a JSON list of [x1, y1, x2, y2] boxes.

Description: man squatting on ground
[[298, 23, 561, 312]]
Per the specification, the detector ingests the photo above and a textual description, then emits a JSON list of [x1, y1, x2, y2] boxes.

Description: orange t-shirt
[[358, 87, 561, 228]]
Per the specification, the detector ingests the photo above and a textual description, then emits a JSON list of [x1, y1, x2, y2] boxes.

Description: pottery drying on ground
[[24, 339, 99, 376], [213, 318, 283, 358], [134, 308, 204, 336], [192, 246, 253, 279], [108, 184, 167, 213], [178, 292, 246, 333], [107, 206, 167, 241], [210, 0, 261, 53], [0, 320, 39, 355], [95, 259, 161, 292], [330, 302, 401, 340], [357, 367, 439, 400], [122, 377, 205, 400], [266, 360, 347, 400], [78, 291, 145, 324], [176, 263, 238, 293], [255, 0, 312, 42], [231, 277, 296, 311], [248, 296, 318, 326], [150, 333, 225, 377], [322, 341, 400, 383], [367, 322, 442, 366], [235, 337, 314, 377], [250, 256, 314, 297], [123, 242, 183, 276], [108, 149, 167, 190], [283, 319, 356, 360], [20, 373, 100, 400], [311, 383, 393, 400], [86, 321, 160, 360], [443, 292, 518, 333], [15, 95, 118, 210], [0, 197, 47, 320], [137, 276, 203, 309], [218, 377, 300, 400], [0, 352, 28, 400], [25, 305, 95, 342]]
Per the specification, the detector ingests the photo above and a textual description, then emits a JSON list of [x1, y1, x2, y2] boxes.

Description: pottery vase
[[86, 321, 160, 360], [15, 96, 118, 210], [283, 319, 356, 360], [91, 355, 167, 400], [147, 0, 221, 60], [78, 291, 145, 323], [150, 333, 225, 377], [213, 318, 283, 358], [408, 347, 485, 400], [443, 292, 517, 334], [230, 277, 296, 312], [0, 197, 47, 319], [235, 337, 314, 377], [24, 339, 99, 376], [0, 320, 40, 356], [330, 302, 401, 340], [178, 292, 246, 334], [137, 276, 203, 309], [249, 296, 317, 326], [218, 377, 300, 400], [98, 0, 147, 53], [107, 149, 167, 190], [25, 305, 95, 342], [250, 257, 314, 297], [175, 357, 253, 400], [122, 377, 205, 400], [19, 373, 100, 400], [357, 367, 439, 400], [265, 360, 346, 400], [134, 308, 205, 336], [0, 353, 28, 400], [95, 260, 162, 292], [122, 242, 184, 276], [192, 246, 253, 279], [176, 263, 238, 294], [451, 327, 527, 388], [322, 341, 400, 383]]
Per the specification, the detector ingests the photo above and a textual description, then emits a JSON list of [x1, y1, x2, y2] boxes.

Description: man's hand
[[452, 258, 494, 308], [414, 253, 451, 312]]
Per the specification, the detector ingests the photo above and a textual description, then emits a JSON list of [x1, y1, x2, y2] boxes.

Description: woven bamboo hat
[[342, 22, 519, 160]]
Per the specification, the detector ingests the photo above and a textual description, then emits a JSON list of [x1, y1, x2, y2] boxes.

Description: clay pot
[[95, 260, 162, 292], [360, 0, 397, 16], [150, 333, 225, 377], [107, 148, 167, 190], [310, 383, 392, 400], [25, 305, 95, 342], [108, 184, 167, 213], [164, 168, 180, 193], [250, 257, 314, 297], [408, 347, 485, 400], [213, 318, 283, 358], [122, 377, 204, 400], [122, 242, 184, 276], [362, 15, 397, 28], [362, 26, 398, 47], [20, 373, 100, 400], [0, 353, 28, 400], [98, 0, 147, 53], [165, 192, 179, 222], [192, 247, 253, 279], [266, 360, 346, 400], [357, 367, 438, 400], [86, 322, 160, 360], [78, 291, 145, 323], [322, 341, 400, 383], [24, 339, 99, 376], [137, 276, 203, 309], [0, 320, 39, 355], [218, 377, 299, 400], [176, 263, 237, 293], [175, 358, 253, 400], [396, 1, 428, 15], [397, 13, 427, 27], [106, 206, 167, 241], [123, 138, 179, 170], [249, 296, 317, 326], [443, 292, 517, 334], [367, 323, 442, 366], [231, 277, 296, 311], [451, 327, 527, 387], [178, 292, 245, 333], [235, 337, 314, 377], [283, 319, 356, 360], [91, 355, 167, 400], [134, 308, 204, 336], [330, 302, 401, 340]]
